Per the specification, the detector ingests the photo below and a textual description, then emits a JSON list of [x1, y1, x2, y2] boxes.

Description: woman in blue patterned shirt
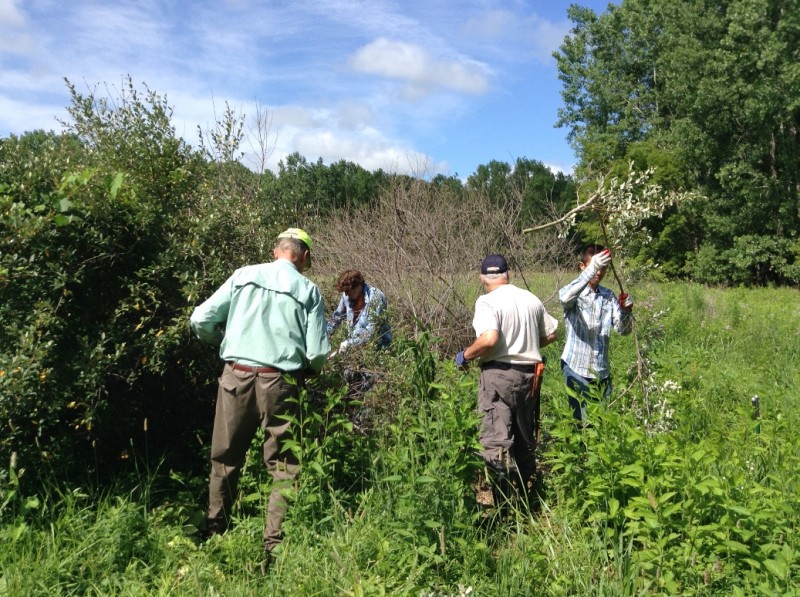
[[327, 270, 392, 356]]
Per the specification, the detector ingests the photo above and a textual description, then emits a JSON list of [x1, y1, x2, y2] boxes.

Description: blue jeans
[[561, 360, 611, 421]]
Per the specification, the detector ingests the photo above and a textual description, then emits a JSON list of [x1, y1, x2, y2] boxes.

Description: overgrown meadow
[[2, 81, 799, 596], [1, 282, 798, 596]]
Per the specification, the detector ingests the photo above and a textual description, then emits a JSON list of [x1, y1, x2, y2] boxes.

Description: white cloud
[[0, 30, 34, 55], [175, 99, 437, 175], [266, 133, 439, 175], [302, 0, 428, 44], [0, 0, 35, 56], [0, 1, 584, 180], [0, 68, 60, 94], [334, 101, 377, 131], [168, 95, 441, 175], [544, 161, 575, 176], [0, 0, 25, 26], [270, 105, 319, 129], [464, 9, 515, 38], [463, 9, 571, 63], [351, 38, 489, 97], [0, 94, 63, 133], [67, 3, 169, 66]]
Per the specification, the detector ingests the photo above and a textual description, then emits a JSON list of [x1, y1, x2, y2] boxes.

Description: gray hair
[[275, 237, 308, 257], [480, 272, 509, 284]]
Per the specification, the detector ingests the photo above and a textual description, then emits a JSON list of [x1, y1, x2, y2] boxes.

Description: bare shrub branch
[[314, 176, 572, 354], [244, 101, 275, 175]]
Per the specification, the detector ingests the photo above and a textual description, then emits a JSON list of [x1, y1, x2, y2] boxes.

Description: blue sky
[[0, 0, 613, 178]]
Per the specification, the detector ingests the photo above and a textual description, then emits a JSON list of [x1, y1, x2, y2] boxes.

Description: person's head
[[336, 269, 365, 301], [274, 228, 313, 271], [479, 254, 510, 288], [579, 243, 606, 286]]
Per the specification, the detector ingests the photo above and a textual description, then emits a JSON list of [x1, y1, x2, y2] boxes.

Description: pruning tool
[[531, 361, 546, 446]]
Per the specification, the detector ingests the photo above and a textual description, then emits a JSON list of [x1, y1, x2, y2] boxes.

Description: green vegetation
[[2, 1, 800, 588], [555, 0, 800, 285], [0, 78, 573, 477], [1, 283, 797, 594]]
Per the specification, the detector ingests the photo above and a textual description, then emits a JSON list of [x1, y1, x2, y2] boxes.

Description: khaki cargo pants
[[207, 362, 302, 553], [478, 363, 537, 485]]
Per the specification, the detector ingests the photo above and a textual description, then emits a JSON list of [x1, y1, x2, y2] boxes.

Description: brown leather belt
[[228, 362, 282, 374]]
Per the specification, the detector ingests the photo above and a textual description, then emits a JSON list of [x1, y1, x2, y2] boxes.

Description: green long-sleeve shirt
[[190, 258, 330, 373]]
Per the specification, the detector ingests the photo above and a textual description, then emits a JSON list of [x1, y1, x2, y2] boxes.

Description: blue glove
[[455, 351, 469, 368]]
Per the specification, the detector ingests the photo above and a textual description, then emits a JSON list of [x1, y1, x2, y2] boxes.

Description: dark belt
[[227, 362, 283, 374], [481, 361, 537, 373]]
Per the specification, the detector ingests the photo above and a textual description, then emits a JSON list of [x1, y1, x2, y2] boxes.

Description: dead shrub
[[313, 176, 573, 354]]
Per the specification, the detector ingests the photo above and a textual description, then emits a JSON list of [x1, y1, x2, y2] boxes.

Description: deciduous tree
[[555, 0, 800, 285]]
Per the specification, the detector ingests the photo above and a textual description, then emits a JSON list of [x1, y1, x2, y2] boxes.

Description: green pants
[[207, 363, 301, 553]]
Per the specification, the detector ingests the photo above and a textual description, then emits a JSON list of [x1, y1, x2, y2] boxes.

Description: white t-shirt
[[472, 283, 559, 365]]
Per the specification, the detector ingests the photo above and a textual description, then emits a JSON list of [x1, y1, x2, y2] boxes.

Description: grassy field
[[1, 282, 798, 595]]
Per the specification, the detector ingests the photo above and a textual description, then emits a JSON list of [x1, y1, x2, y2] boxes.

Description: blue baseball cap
[[481, 254, 508, 274]]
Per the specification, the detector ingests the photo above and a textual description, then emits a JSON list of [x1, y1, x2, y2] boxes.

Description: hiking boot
[[202, 518, 227, 540], [260, 552, 272, 576]]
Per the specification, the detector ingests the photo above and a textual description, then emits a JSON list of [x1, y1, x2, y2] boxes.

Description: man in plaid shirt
[[559, 245, 633, 421]]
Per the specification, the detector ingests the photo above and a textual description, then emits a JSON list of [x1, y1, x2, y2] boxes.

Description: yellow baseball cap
[[277, 228, 313, 268]]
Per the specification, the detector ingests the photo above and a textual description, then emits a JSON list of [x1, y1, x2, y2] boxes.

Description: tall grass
[[1, 283, 798, 595]]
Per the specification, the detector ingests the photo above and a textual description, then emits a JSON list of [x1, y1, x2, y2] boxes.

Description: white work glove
[[329, 342, 348, 360], [587, 249, 612, 274]]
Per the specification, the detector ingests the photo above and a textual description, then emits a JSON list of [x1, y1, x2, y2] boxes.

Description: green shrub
[[686, 236, 799, 287], [0, 79, 293, 478]]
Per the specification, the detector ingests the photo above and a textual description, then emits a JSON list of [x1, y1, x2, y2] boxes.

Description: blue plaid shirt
[[559, 269, 632, 379], [327, 282, 392, 351]]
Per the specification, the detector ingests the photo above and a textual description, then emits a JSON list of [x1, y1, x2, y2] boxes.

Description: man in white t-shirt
[[455, 254, 559, 492]]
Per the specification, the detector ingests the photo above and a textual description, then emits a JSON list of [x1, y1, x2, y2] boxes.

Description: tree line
[[555, 0, 799, 285]]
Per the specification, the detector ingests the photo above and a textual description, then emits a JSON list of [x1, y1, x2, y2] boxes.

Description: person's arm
[[612, 292, 634, 336], [456, 298, 499, 369], [540, 332, 558, 347], [327, 294, 347, 337], [463, 330, 500, 361], [539, 311, 559, 348], [306, 289, 331, 373], [340, 288, 386, 351], [558, 269, 594, 310], [189, 276, 233, 346], [559, 250, 612, 309]]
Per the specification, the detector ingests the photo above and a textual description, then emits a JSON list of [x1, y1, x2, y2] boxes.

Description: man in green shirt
[[190, 228, 329, 563]]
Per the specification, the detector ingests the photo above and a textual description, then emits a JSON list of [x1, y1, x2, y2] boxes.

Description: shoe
[[260, 550, 274, 575], [202, 518, 227, 540]]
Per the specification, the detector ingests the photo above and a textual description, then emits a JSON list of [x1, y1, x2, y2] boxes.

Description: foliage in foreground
[[1, 284, 798, 595]]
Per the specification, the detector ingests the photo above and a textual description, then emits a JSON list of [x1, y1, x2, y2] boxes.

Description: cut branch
[[522, 191, 600, 233]]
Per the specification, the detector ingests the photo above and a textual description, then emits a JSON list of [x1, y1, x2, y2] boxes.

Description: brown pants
[[207, 363, 301, 553], [478, 364, 537, 485]]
